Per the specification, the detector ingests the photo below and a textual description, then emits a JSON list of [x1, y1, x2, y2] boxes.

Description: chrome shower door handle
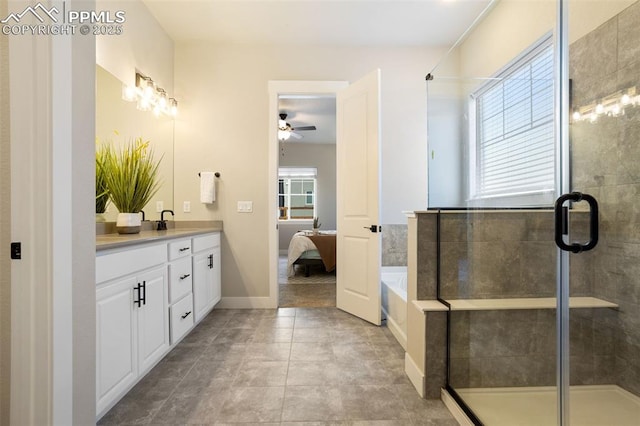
[[554, 192, 599, 253]]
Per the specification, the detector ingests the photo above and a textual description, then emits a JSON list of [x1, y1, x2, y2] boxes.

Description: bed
[[287, 230, 337, 277]]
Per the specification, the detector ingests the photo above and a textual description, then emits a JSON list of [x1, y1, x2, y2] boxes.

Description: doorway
[[267, 81, 347, 309], [277, 103, 337, 307]]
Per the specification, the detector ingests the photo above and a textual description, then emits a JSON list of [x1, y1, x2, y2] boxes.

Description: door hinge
[[10, 242, 21, 260]]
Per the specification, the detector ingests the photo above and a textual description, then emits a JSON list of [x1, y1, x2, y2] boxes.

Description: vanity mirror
[[96, 65, 174, 222]]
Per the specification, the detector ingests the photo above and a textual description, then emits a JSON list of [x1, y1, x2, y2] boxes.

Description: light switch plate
[[156, 201, 164, 212], [183, 201, 191, 213], [237, 201, 253, 213]]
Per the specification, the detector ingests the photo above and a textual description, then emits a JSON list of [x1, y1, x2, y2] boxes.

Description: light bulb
[[595, 103, 604, 114], [278, 129, 290, 141], [279, 119, 287, 129], [159, 96, 167, 108], [612, 103, 621, 115], [137, 97, 150, 111], [122, 85, 136, 102], [621, 94, 631, 105]]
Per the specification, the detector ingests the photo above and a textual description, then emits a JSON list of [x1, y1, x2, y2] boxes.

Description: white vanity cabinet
[[167, 239, 195, 344], [95, 243, 170, 417], [192, 233, 221, 322], [96, 229, 222, 420]]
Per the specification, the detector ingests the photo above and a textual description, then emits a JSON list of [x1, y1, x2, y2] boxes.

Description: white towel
[[200, 172, 216, 204]]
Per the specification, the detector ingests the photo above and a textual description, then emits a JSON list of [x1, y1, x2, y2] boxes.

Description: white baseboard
[[382, 307, 407, 350], [404, 353, 425, 398], [441, 388, 474, 426], [216, 297, 276, 309]]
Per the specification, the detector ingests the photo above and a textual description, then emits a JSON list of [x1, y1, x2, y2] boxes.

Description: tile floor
[[98, 307, 458, 425]]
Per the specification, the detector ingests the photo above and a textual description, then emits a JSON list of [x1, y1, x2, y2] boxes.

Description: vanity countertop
[[97, 226, 223, 252]]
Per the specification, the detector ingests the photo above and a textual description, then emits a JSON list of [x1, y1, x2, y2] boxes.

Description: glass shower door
[[565, 0, 640, 424], [426, 0, 564, 424]]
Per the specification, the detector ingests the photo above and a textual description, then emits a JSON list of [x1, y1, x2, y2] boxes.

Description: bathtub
[[381, 266, 407, 350]]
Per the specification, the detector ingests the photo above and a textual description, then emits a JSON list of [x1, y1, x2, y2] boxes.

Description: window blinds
[[476, 41, 555, 198]]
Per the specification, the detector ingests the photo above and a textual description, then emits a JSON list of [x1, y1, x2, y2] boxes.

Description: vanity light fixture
[[572, 86, 639, 123], [121, 72, 179, 118]]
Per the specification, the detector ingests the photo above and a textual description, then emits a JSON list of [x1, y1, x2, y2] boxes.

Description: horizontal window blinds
[[476, 42, 554, 198]]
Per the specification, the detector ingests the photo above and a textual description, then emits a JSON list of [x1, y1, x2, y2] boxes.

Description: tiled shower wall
[[570, 0, 640, 396], [425, 211, 611, 389], [382, 224, 408, 266]]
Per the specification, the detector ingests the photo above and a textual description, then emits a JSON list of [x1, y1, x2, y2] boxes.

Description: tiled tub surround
[[382, 224, 408, 267], [98, 308, 458, 426]]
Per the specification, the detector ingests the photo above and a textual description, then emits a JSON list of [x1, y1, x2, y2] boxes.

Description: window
[[278, 167, 317, 220], [470, 36, 555, 204]]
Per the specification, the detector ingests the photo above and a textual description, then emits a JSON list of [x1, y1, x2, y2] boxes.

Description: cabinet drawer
[[170, 294, 194, 344], [192, 233, 220, 253], [168, 239, 192, 260], [97, 243, 167, 284], [168, 257, 192, 303]]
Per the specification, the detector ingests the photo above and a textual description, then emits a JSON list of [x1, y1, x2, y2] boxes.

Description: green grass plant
[[95, 142, 110, 213], [101, 137, 163, 213]]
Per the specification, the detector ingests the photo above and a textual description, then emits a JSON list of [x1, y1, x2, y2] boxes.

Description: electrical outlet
[[156, 201, 163, 212], [183, 201, 191, 213]]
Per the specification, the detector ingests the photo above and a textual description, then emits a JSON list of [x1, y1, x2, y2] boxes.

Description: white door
[[137, 266, 170, 374], [336, 69, 382, 325]]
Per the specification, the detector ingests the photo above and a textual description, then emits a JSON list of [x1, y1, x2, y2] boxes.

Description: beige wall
[[96, 0, 174, 91], [453, 0, 634, 80], [173, 43, 444, 299], [0, 0, 10, 422]]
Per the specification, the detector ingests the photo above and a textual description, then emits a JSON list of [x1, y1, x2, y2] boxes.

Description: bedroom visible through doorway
[[277, 94, 337, 307]]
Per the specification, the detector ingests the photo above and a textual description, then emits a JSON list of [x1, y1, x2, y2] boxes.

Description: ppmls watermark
[[1, 2, 125, 36]]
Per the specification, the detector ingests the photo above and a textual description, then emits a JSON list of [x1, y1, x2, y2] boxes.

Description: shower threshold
[[445, 385, 640, 426]]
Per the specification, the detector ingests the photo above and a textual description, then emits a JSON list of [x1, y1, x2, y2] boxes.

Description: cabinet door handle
[[181, 311, 192, 319], [141, 280, 146, 306], [208, 254, 213, 269], [133, 283, 142, 308], [180, 273, 191, 280], [179, 247, 190, 252]]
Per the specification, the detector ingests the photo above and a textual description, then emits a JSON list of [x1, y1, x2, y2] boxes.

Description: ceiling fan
[[278, 113, 316, 141]]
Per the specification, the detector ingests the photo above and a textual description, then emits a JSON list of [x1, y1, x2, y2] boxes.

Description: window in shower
[[469, 35, 555, 206]]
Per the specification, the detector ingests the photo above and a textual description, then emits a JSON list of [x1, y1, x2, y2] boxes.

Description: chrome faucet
[[157, 209, 174, 231]]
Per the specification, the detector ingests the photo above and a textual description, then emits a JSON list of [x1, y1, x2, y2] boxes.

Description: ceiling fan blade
[[290, 132, 303, 140], [292, 126, 316, 131]]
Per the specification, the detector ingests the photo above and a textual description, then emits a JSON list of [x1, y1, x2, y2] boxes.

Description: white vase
[[116, 213, 142, 234], [312, 228, 319, 235]]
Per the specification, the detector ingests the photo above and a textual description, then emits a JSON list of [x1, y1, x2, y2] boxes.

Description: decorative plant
[[313, 217, 321, 229], [101, 137, 163, 213], [95, 142, 110, 214]]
